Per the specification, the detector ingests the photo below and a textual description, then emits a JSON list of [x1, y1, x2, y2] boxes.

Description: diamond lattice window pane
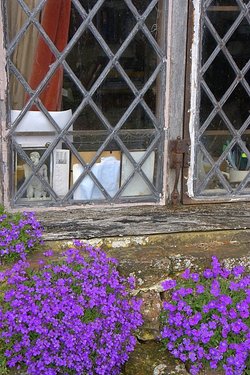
[[93, 68, 135, 127], [223, 84, 250, 130], [61, 76, 85, 114], [15, 146, 54, 203], [203, 51, 236, 100], [226, 19, 250, 70], [66, 30, 109, 92], [7, 2, 31, 42], [93, 1, 136, 53], [145, 2, 165, 43], [143, 80, 157, 116], [5, 0, 167, 206], [132, 0, 152, 14], [120, 150, 156, 197], [201, 24, 218, 65], [73, 105, 108, 132], [200, 87, 216, 126], [195, 0, 250, 198], [120, 104, 155, 130], [207, 1, 240, 38], [119, 30, 160, 89]]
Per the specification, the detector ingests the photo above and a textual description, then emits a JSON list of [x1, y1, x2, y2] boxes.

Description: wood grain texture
[[37, 202, 250, 240]]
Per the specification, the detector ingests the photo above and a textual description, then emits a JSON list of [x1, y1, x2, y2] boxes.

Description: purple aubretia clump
[[160, 257, 250, 375], [0, 241, 143, 375], [0, 208, 43, 264]]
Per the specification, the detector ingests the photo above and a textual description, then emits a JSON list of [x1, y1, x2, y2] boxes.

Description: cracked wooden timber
[[36, 202, 250, 241]]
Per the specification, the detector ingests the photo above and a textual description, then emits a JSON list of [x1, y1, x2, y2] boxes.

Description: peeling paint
[[0, 12, 7, 101], [187, 0, 202, 197], [0, 9, 8, 207]]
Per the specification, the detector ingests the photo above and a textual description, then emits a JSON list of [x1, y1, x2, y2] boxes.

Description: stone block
[[107, 246, 171, 290], [124, 341, 188, 375], [136, 290, 162, 340]]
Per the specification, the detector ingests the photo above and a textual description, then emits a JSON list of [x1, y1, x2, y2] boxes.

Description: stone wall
[[4, 229, 249, 375], [44, 229, 250, 375]]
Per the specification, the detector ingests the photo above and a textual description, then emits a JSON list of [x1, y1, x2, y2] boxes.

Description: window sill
[[35, 202, 250, 240]]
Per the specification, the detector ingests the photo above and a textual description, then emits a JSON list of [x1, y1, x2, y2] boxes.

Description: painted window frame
[[185, 0, 250, 203]]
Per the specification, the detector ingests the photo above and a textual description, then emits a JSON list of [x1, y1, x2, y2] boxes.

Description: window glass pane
[[15, 147, 53, 202], [196, 0, 250, 196], [6, 0, 167, 205]]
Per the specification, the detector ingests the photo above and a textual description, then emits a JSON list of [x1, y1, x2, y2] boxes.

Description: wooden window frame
[[183, 0, 250, 204]]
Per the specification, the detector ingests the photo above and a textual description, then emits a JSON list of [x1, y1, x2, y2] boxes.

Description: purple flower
[[218, 341, 228, 353], [189, 313, 202, 326], [196, 284, 205, 294], [203, 268, 213, 278], [0, 242, 143, 375], [178, 287, 193, 297], [220, 268, 231, 279], [209, 361, 218, 369], [181, 269, 191, 279], [160, 256, 250, 375], [162, 279, 177, 290], [188, 352, 197, 362], [43, 250, 54, 257], [211, 256, 222, 276], [210, 279, 220, 297], [191, 273, 200, 282], [220, 295, 232, 305], [232, 265, 245, 277]]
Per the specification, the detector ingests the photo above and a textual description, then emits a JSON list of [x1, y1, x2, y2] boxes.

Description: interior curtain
[[28, 0, 71, 111], [8, 0, 40, 109]]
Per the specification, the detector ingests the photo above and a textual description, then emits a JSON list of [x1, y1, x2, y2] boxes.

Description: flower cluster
[[0, 241, 143, 375], [0, 208, 43, 264], [160, 257, 250, 375]]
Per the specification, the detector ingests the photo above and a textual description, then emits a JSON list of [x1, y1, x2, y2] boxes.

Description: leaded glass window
[[3, 0, 167, 207], [194, 0, 250, 198]]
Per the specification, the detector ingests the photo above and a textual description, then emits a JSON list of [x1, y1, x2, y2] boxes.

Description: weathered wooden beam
[[37, 202, 250, 240]]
